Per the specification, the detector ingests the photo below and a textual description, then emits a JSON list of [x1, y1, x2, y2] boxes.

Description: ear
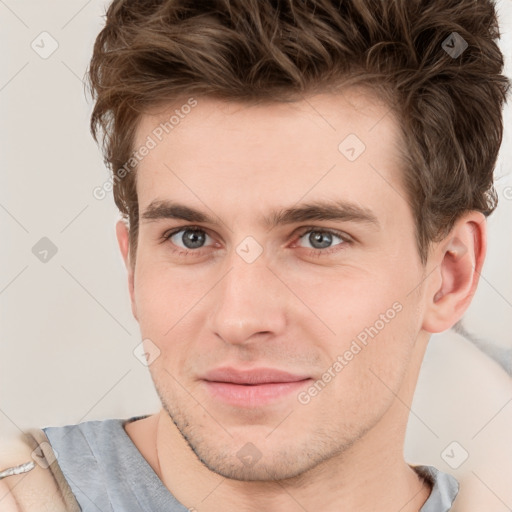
[[115, 219, 138, 321], [422, 211, 487, 333]]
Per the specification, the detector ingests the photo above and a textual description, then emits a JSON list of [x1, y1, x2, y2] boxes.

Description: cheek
[[335, 308, 416, 374], [133, 258, 204, 332], [132, 260, 216, 376], [304, 269, 422, 399], [296, 267, 407, 340], [301, 307, 419, 431]]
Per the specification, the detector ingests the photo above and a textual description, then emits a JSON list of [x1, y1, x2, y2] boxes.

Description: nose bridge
[[207, 247, 286, 345]]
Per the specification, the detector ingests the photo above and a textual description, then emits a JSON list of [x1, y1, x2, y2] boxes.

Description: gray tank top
[[42, 416, 459, 511]]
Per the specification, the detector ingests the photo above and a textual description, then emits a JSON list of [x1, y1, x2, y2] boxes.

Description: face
[[126, 89, 429, 481]]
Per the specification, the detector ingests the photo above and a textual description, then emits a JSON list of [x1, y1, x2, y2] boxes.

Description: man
[[0, 0, 509, 510]]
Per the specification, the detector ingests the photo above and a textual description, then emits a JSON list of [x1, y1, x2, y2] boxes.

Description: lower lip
[[203, 379, 312, 407]]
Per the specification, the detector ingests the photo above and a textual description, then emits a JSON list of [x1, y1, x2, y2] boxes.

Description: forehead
[[134, 88, 401, 153], [132, 89, 409, 227]]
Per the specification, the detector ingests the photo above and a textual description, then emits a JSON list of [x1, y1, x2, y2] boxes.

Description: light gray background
[[1, 0, 511, 503]]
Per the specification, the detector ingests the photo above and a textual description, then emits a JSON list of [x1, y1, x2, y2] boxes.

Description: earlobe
[[422, 213, 486, 333]]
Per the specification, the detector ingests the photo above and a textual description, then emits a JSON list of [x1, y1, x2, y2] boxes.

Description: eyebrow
[[140, 199, 380, 229]]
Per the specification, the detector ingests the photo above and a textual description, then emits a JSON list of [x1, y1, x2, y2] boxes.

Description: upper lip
[[202, 367, 311, 385]]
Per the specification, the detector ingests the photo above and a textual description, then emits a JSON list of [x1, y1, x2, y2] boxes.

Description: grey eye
[[298, 230, 344, 250], [170, 228, 210, 249]]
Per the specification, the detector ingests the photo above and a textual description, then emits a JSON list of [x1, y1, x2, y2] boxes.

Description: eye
[[295, 228, 350, 253], [164, 227, 214, 251], [160, 225, 351, 259]]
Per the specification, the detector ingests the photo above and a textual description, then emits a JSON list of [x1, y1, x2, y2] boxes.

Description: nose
[[206, 252, 288, 346]]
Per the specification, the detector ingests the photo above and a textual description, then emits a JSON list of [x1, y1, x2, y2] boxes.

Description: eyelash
[[160, 226, 352, 258]]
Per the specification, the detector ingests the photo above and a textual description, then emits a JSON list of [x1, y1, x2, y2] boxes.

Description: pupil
[[183, 230, 205, 249], [310, 232, 332, 249]]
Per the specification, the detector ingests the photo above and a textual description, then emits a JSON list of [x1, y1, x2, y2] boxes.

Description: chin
[[195, 448, 318, 482]]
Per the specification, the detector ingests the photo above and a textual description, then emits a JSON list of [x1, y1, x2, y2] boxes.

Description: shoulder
[[413, 465, 458, 511], [410, 332, 512, 511], [43, 417, 118, 449], [1, 418, 132, 510], [0, 427, 80, 512]]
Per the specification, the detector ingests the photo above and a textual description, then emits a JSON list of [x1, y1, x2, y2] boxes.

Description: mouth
[[200, 367, 312, 407]]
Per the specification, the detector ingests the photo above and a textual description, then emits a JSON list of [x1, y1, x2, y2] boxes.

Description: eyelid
[[161, 224, 354, 252], [162, 225, 217, 246], [292, 226, 354, 245]]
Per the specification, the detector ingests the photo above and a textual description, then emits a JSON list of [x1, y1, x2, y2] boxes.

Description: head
[[88, 0, 509, 481]]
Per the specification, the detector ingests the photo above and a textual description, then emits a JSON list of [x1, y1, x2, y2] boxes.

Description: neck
[[154, 406, 429, 512]]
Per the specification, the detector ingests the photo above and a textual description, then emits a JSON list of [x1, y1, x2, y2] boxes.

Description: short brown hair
[[87, 0, 510, 266]]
